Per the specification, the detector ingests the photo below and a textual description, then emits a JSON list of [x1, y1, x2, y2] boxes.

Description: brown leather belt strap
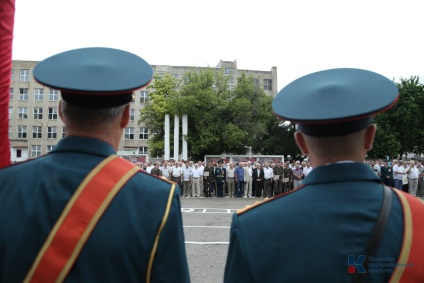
[[24, 155, 140, 283]]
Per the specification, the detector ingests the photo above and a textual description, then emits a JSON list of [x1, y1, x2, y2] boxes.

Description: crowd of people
[[366, 158, 424, 197], [134, 159, 315, 198]]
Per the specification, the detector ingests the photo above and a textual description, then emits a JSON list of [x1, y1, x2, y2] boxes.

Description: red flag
[[0, 0, 15, 168]]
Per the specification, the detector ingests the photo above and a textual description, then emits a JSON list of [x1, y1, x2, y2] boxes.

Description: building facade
[[8, 59, 277, 162]]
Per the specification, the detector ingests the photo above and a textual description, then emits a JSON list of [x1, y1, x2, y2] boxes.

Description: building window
[[8, 126, 12, 138], [33, 107, 43, 119], [19, 88, 29, 101], [48, 107, 58, 120], [172, 74, 178, 79], [225, 68, 233, 74], [34, 88, 44, 101], [49, 89, 59, 101], [16, 149, 22, 158], [20, 69, 30, 82], [62, 127, 66, 138], [9, 88, 13, 100], [31, 145, 41, 158], [17, 126, 27, 138], [130, 109, 135, 121], [8, 107, 12, 119], [10, 69, 14, 82], [125, 127, 134, 139], [264, 79, 272, 91], [47, 126, 57, 139], [228, 76, 234, 83], [227, 85, 235, 91], [140, 91, 149, 103], [32, 126, 42, 139], [139, 146, 148, 154], [139, 127, 148, 140], [46, 145, 55, 153], [18, 107, 28, 119]]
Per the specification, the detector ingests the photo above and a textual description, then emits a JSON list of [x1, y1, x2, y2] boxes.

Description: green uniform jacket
[[0, 136, 190, 283]]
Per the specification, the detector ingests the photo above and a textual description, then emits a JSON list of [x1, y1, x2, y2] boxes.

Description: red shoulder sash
[[390, 190, 424, 282], [24, 155, 140, 283]]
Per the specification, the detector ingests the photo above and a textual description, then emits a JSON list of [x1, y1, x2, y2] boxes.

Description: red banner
[[0, 0, 15, 168]]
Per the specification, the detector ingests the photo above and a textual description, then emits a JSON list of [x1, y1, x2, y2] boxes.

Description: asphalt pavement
[[181, 197, 258, 283]]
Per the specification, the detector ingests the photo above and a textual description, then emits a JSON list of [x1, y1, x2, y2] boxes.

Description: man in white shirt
[[191, 163, 203, 197], [263, 162, 274, 198], [302, 162, 313, 178], [172, 162, 183, 186], [406, 160, 419, 197], [392, 160, 406, 190], [145, 161, 154, 174], [182, 164, 192, 197]]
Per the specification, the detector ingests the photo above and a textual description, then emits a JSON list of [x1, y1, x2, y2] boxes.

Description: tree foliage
[[369, 76, 424, 159], [140, 69, 289, 160]]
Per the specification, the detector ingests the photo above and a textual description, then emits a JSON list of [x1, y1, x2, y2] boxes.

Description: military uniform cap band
[[61, 92, 133, 108], [297, 116, 372, 137]]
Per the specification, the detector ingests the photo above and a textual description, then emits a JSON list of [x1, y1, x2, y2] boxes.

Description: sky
[[11, 0, 424, 90]]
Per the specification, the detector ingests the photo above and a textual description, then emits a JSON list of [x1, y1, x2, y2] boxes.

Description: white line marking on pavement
[[185, 241, 230, 245], [181, 208, 241, 214]]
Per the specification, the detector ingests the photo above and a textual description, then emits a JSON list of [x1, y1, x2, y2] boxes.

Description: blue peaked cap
[[272, 68, 399, 137], [33, 47, 153, 108]]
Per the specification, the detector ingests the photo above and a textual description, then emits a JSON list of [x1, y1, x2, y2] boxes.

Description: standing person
[[160, 161, 172, 180], [224, 68, 424, 282], [393, 160, 406, 190], [145, 161, 154, 174], [302, 161, 313, 178], [235, 162, 246, 197], [380, 161, 391, 186], [226, 163, 236, 198], [171, 162, 183, 186], [417, 161, 424, 197], [273, 161, 284, 196], [292, 161, 304, 189], [214, 161, 226, 197], [150, 162, 162, 177], [244, 161, 253, 198], [191, 163, 203, 197], [262, 162, 273, 198], [0, 48, 189, 282], [203, 161, 215, 197], [282, 162, 293, 192], [252, 163, 264, 198], [182, 163, 192, 197], [406, 160, 419, 197]]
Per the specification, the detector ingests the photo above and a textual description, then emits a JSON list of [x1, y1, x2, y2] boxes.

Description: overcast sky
[[12, 0, 424, 90]]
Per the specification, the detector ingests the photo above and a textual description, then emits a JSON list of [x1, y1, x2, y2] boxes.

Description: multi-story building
[[9, 59, 277, 162]]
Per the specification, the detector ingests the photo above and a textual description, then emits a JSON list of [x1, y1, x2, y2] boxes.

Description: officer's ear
[[294, 131, 309, 155], [121, 104, 130, 128], [364, 124, 377, 152]]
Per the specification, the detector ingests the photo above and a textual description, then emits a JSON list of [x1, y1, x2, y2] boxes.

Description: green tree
[[139, 73, 179, 157], [370, 76, 424, 158]]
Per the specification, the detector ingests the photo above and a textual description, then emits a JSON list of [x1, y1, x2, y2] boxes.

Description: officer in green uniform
[[214, 161, 226, 197], [151, 162, 162, 177], [0, 47, 189, 282], [203, 161, 215, 197], [282, 162, 293, 193], [273, 161, 284, 195]]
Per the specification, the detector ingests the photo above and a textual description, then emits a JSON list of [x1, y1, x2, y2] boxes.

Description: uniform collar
[[51, 136, 116, 157], [302, 162, 382, 185]]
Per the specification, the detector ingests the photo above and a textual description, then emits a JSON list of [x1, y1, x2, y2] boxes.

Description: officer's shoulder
[[236, 191, 296, 216]]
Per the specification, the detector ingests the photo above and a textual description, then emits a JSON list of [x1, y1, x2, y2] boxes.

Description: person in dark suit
[[0, 48, 189, 282], [224, 68, 424, 282], [252, 163, 264, 198]]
